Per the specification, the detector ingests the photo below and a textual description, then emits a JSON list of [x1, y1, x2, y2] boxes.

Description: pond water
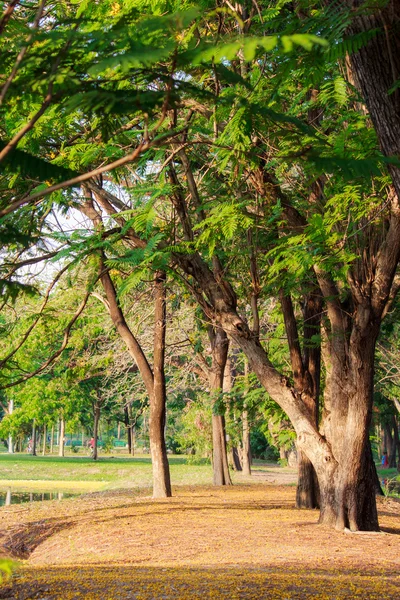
[[0, 490, 79, 506]]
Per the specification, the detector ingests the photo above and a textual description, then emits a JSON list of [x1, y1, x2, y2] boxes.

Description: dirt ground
[[0, 479, 399, 599]]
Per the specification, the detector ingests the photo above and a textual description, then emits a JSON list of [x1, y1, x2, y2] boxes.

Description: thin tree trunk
[[124, 405, 132, 454], [150, 271, 171, 498], [59, 417, 65, 457], [92, 401, 100, 461], [389, 415, 398, 468], [209, 325, 231, 486], [8, 399, 13, 454], [242, 409, 251, 475], [42, 424, 46, 456], [50, 425, 54, 454], [384, 423, 393, 463], [31, 419, 37, 456], [131, 427, 135, 456], [280, 291, 320, 509], [230, 447, 242, 471], [242, 360, 251, 476], [393, 416, 400, 470]]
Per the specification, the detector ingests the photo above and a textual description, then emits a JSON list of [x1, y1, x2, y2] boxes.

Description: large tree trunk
[[209, 326, 232, 486], [164, 9, 400, 521], [150, 271, 171, 498], [341, 0, 400, 197], [317, 312, 379, 530], [296, 452, 319, 510]]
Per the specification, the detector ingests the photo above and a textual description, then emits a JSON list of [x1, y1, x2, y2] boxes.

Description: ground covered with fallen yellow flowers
[[1, 483, 399, 599]]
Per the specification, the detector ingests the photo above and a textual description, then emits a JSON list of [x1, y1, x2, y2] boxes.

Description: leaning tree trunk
[[81, 192, 171, 495], [150, 271, 171, 498], [209, 326, 232, 486]]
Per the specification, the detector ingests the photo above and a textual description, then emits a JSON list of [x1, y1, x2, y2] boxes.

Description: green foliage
[[1, 0, 399, 492], [175, 395, 212, 460], [0, 558, 18, 584]]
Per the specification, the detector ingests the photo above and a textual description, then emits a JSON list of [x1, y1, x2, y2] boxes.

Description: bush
[[103, 436, 114, 453]]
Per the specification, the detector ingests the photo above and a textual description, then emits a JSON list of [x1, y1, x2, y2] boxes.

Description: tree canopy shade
[[1, 0, 400, 530]]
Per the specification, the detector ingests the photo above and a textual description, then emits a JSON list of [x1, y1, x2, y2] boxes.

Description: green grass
[[0, 453, 290, 494], [0, 453, 214, 492]]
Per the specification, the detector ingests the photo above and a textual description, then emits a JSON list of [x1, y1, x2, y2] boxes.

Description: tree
[[3, 0, 400, 530]]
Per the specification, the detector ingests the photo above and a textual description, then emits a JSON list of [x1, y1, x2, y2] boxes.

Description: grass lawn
[[0, 452, 298, 494], [0, 453, 212, 493]]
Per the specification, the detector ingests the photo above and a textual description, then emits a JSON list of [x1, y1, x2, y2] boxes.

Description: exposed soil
[[0, 479, 399, 598]]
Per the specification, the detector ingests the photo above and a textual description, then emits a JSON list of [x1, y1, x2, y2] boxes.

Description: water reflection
[[0, 489, 77, 506]]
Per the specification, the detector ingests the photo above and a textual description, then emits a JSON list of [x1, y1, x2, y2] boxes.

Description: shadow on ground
[[2, 564, 399, 600]]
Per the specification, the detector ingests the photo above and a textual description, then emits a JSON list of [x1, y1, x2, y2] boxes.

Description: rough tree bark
[[81, 191, 171, 497], [150, 270, 172, 498], [208, 324, 232, 486], [340, 0, 400, 196], [241, 360, 252, 476], [280, 290, 321, 510]]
